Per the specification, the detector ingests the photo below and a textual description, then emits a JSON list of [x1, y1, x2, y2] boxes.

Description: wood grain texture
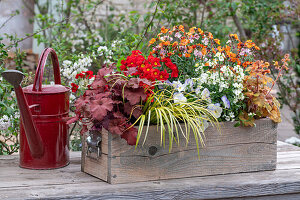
[[82, 118, 277, 184], [0, 142, 299, 200]]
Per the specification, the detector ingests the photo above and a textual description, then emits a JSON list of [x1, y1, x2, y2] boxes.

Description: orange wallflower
[[149, 38, 156, 46], [225, 45, 231, 53], [202, 48, 207, 55], [217, 46, 224, 52], [229, 34, 239, 40], [172, 41, 178, 47], [179, 25, 185, 32], [189, 27, 196, 34], [205, 62, 210, 66], [214, 39, 220, 45], [245, 40, 259, 49], [161, 26, 168, 34], [237, 42, 243, 49], [163, 41, 170, 46], [185, 53, 191, 58], [180, 38, 189, 46], [167, 52, 174, 56], [208, 32, 213, 39], [197, 28, 204, 35], [187, 46, 194, 53]]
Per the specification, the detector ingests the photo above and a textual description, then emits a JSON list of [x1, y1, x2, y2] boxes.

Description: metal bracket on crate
[[86, 131, 102, 159]]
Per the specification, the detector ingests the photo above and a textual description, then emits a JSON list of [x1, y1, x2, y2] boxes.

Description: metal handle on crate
[[86, 131, 102, 159]]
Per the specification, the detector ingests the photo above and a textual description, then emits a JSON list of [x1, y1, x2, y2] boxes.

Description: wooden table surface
[[0, 141, 300, 200]]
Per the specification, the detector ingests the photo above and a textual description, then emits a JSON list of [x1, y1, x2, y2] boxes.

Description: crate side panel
[[109, 119, 277, 184]]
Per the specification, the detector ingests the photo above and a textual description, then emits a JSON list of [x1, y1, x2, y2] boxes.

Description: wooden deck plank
[[0, 142, 300, 200]]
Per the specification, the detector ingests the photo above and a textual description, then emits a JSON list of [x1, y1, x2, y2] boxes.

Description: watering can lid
[[23, 84, 70, 94]]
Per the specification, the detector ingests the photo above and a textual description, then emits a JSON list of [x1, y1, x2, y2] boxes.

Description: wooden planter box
[[81, 118, 277, 184]]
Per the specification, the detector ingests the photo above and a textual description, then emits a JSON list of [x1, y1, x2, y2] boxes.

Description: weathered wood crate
[[81, 118, 277, 184]]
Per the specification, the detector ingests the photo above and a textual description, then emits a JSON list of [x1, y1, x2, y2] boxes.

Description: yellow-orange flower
[[179, 25, 185, 32], [180, 38, 189, 46], [161, 26, 168, 34], [197, 28, 204, 35], [225, 45, 231, 53], [237, 42, 243, 49], [172, 41, 178, 48], [189, 27, 196, 34], [202, 47, 207, 55], [229, 34, 239, 40], [148, 38, 156, 46], [208, 32, 213, 39], [185, 53, 191, 58], [217, 46, 224, 52], [214, 39, 220, 45], [163, 41, 170, 46]]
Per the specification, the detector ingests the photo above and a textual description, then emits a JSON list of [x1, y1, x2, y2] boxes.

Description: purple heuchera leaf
[[90, 98, 114, 121], [124, 87, 147, 105], [71, 65, 145, 146], [127, 78, 140, 89], [124, 102, 142, 119], [121, 127, 137, 145]]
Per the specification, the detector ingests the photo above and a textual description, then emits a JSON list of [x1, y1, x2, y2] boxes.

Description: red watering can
[[1, 48, 70, 169]]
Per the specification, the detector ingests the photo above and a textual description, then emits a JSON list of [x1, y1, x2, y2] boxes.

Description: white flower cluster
[[97, 40, 124, 64], [97, 46, 113, 64], [195, 63, 245, 104], [171, 81, 223, 119], [0, 115, 10, 130], [61, 55, 92, 81], [65, 22, 104, 52]]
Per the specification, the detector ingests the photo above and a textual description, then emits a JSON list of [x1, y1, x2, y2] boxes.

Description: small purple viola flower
[[165, 80, 172, 86], [184, 78, 193, 88], [201, 88, 210, 99], [221, 95, 230, 109], [195, 87, 201, 95]]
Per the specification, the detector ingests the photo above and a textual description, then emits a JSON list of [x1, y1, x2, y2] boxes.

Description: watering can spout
[[1, 70, 44, 158]]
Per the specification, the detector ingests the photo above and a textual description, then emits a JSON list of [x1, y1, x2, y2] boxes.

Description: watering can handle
[[33, 48, 61, 91]]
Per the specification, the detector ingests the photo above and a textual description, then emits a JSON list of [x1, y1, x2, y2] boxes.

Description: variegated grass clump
[[130, 87, 220, 156]]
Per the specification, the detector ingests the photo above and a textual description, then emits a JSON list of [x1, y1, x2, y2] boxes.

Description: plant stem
[[228, 1, 247, 40], [0, 11, 18, 31], [135, 0, 161, 50], [77, 5, 92, 34], [70, 120, 78, 136], [7, 14, 79, 49], [266, 68, 282, 96], [200, 0, 207, 28]]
